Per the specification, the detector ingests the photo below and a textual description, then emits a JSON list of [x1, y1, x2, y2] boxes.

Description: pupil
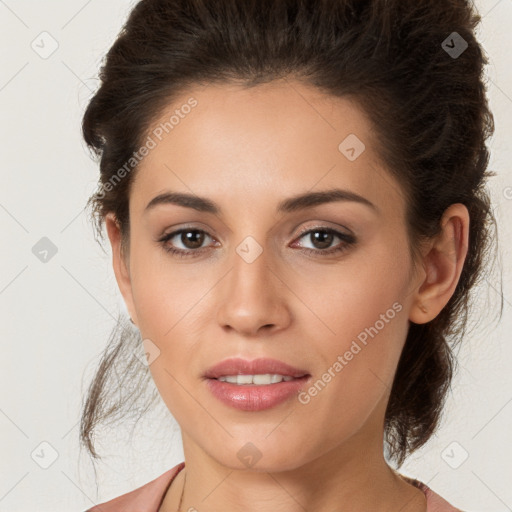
[[312, 231, 332, 249], [183, 231, 204, 248]]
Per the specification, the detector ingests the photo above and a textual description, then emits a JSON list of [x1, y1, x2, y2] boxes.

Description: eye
[[158, 228, 216, 258], [291, 226, 356, 256]]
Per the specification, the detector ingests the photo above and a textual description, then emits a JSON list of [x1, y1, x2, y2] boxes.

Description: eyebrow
[[144, 188, 379, 215]]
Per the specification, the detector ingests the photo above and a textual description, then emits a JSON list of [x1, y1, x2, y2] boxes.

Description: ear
[[409, 203, 470, 324], [105, 213, 138, 326]]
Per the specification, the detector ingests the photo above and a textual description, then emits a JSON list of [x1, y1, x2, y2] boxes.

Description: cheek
[[128, 246, 214, 398], [293, 240, 410, 345], [292, 303, 408, 456], [129, 241, 211, 337], [291, 244, 410, 414]]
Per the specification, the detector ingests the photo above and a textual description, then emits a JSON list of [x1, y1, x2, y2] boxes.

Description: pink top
[[85, 462, 462, 512]]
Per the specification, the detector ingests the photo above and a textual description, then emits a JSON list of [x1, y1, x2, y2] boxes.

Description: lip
[[203, 357, 309, 379], [203, 357, 311, 411]]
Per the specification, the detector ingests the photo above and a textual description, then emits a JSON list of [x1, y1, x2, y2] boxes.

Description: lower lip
[[205, 376, 310, 411]]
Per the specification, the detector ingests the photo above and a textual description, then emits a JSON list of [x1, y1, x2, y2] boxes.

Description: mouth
[[203, 358, 311, 411], [203, 357, 309, 380], [213, 373, 308, 385]]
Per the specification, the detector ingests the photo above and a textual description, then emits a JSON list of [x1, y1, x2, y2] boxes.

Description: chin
[[204, 436, 310, 473]]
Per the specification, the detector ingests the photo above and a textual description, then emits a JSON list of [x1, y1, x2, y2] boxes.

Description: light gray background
[[1, 0, 511, 510]]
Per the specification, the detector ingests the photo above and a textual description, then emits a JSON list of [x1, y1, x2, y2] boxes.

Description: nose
[[216, 245, 292, 337]]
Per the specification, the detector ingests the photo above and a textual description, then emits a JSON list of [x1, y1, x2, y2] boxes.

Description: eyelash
[[157, 226, 356, 259]]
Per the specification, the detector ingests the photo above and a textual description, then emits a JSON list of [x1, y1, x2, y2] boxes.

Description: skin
[[105, 79, 469, 512]]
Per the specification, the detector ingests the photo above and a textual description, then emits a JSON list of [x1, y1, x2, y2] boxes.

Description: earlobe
[[417, 303, 428, 315], [409, 203, 470, 325], [105, 213, 138, 325]]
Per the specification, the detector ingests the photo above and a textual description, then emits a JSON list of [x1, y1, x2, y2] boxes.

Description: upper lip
[[204, 357, 309, 379]]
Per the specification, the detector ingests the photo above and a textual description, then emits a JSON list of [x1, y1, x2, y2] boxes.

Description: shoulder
[[400, 474, 465, 512], [84, 461, 185, 512]]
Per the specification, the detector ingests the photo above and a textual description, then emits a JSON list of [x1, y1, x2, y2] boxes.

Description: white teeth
[[237, 374, 253, 385], [217, 374, 295, 385]]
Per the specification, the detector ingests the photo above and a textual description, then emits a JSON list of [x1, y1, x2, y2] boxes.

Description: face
[[110, 79, 423, 472]]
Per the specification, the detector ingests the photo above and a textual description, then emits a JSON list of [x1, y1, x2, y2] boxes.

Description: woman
[[80, 0, 500, 510]]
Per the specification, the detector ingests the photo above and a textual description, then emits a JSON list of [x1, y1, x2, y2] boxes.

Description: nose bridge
[[230, 235, 277, 306], [216, 234, 290, 335], [234, 236, 273, 294]]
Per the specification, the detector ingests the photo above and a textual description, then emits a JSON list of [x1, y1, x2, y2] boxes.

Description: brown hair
[[80, 0, 502, 468]]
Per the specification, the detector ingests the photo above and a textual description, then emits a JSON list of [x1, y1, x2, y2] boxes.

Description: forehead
[[130, 80, 405, 220]]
